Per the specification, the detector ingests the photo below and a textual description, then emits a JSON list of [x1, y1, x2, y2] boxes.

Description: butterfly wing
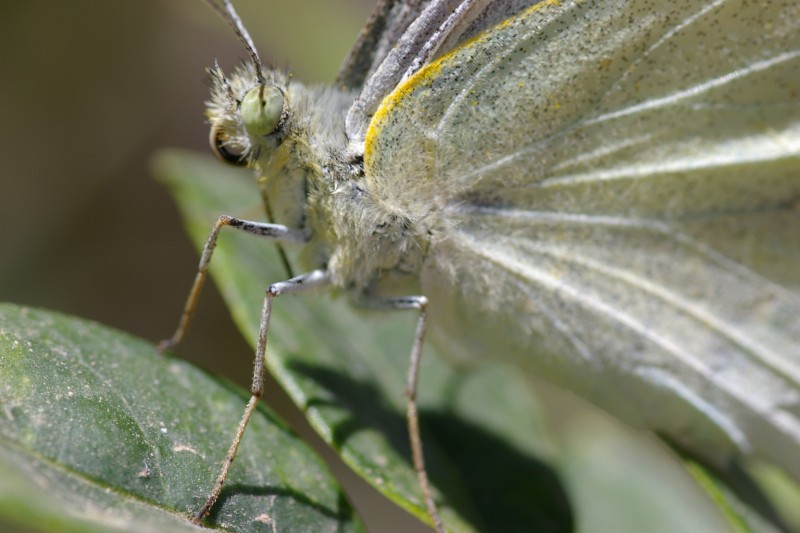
[[344, 0, 539, 141], [363, 0, 800, 479], [335, 0, 432, 90]]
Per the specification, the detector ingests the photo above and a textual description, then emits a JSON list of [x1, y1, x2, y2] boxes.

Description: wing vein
[[452, 211, 800, 385], [584, 49, 800, 128], [453, 231, 799, 437]]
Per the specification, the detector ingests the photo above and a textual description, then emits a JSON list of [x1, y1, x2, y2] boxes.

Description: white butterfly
[[169, 1, 800, 530]]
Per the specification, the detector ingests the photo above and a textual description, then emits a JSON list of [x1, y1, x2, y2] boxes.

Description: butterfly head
[[206, 63, 290, 168], [202, 0, 293, 169]]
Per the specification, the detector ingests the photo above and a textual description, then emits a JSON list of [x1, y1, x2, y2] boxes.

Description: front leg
[[160, 215, 305, 351]]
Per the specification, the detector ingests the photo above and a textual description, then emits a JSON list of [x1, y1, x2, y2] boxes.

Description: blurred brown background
[[0, 1, 431, 531]]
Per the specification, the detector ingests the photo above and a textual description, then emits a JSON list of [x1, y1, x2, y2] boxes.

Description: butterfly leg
[[356, 294, 445, 533], [194, 268, 329, 524], [159, 215, 305, 351]]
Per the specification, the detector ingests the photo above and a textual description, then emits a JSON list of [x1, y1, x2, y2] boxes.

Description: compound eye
[[209, 124, 247, 166], [241, 85, 284, 137]]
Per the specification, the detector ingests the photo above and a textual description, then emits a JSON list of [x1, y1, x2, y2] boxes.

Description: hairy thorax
[[257, 81, 434, 295]]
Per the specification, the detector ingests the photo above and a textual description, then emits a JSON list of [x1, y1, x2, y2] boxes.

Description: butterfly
[[165, 1, 800, 530]]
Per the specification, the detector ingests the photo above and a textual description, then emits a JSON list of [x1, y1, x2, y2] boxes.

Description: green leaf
[[0, 304, 363, 533], [153, 149, 788, 533], [153, 151, 569, 532]]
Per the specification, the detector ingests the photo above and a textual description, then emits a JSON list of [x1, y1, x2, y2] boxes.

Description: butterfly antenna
[[205, 0, 267, 84]]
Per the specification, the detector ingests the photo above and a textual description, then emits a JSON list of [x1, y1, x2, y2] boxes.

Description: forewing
[[365, 0, 800, 479], [336, 0, 432, 91], [344, 0, 538, 142]]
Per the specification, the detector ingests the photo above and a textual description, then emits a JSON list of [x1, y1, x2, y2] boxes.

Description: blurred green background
[[0, 1, 434, 532]]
